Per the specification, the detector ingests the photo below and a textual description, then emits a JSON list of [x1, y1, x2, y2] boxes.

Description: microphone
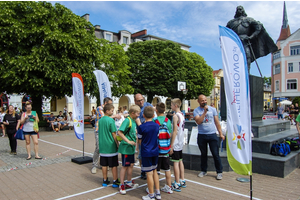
[[204, 103, 208, 111]]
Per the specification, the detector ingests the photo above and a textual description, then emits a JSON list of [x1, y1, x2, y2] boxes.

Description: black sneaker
[[141, 171, 147, 180], [102, 179, 110, 187], [113, 179, 120, 188]]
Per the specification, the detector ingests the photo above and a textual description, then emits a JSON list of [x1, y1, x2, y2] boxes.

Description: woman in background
[[0, 107, 6, 137], [3, 105, 20, 154], [20, 101, 41, 160], [67, 112, 74, 130]]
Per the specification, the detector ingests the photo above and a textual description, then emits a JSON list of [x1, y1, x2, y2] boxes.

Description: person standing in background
[[0, 107, 6, 137], [3, 105, 20, 154]]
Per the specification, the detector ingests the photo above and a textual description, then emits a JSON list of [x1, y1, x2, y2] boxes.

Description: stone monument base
[[220, 75, 264, 121]]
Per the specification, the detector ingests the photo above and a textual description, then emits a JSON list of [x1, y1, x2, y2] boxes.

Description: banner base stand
[[236, 177, 250, 182], [71, 156, 93, 164]]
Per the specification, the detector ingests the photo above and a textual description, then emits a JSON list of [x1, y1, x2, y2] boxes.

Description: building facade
[[271, 2, 300, 107]]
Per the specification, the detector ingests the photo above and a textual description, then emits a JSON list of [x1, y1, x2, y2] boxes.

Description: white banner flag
[[93, 70, 112, 105], [72, 73, 84, 140], [219, 25, 252, 175]]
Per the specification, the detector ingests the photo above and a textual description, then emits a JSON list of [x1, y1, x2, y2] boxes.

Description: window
[[105, 33, 112, 41], [275, 80, 279, 91], [50, 97, 57, 112], [123, 36, 128, 44], [288, 63, 293, 72], [274, 64, 280, 75], [273, 51, 280, 60], [287, 79, 297, 90], [291, 45, 300, 55]]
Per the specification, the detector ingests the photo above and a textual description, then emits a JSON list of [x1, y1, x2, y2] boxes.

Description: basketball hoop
[[181, 89, 188, 95]]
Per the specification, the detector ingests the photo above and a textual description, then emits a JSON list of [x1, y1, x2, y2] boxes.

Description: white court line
[[56, 175, 142, 200], [184, 178, 261, 200], [40, 139, 261, 200], [38, 139, 93, 156], [93, 178, 166, 200]]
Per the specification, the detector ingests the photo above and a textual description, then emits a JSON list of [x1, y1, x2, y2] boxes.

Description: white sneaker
[[216, 173, 223, 180], [155, 193, 161, 200], [146, 187, 162, 199], [119, 184, 126, 195], [125, 180, 139, 189], [161, 184, 173, 194], [142, 194, 155, 200], [91, 167, 97, 174], [198, 171, 207, 177]]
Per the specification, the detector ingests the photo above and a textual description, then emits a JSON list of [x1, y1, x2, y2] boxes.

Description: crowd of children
[[96, 98, 186, 199]]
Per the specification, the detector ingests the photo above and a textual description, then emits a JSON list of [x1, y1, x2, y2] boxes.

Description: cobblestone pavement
[[0, 128, 299, 200]]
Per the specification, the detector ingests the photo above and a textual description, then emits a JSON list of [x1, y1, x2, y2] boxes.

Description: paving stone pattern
[[0, 128, 299, 200]]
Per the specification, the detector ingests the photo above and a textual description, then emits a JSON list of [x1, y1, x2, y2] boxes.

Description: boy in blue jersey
[[136, 106, 161, 200]]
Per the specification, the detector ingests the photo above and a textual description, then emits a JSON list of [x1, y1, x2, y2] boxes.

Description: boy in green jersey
[[118, 105, 141, 195], [98, 104, 119, 187]]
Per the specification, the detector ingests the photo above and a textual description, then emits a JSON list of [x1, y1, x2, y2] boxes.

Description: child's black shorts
[[170, 150, 183, 162], [157, 155, 170, 171], [100, 155, 119, 167]]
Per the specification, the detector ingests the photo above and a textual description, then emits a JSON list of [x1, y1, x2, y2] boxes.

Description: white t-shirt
[[173, 112, 185, 151], [0, 113, 5, 122]]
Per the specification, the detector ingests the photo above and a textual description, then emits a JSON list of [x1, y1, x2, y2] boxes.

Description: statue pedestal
[[220, 75, 263, 121]]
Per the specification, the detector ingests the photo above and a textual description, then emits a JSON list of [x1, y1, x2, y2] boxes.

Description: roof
[[212, 69, 222, 76], [140, 34, 191, 48]]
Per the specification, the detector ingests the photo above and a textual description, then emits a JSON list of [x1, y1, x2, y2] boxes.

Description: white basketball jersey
[[173, 112, 185, 151]]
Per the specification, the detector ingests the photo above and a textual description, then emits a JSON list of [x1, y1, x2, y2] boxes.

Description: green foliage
[[126, 40, 214, 102], [94, 39, 133, 97], [182, 51, 214, 99], [0, 1, 133, 111], [292, 97, 300, 106], [0, 1, 98, 98], [263, 76, 271, 86]]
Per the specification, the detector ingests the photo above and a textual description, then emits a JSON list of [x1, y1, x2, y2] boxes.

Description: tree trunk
[[31, 94, 43, 121]]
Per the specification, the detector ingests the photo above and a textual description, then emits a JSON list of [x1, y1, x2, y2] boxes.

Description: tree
[[292, 97, 300, 107], [126, 40, 214, 103], [94, 39, 134, 98], [126, 40, 187, 103], [0, 1, 132, 116], [182, 51, 214, 100], [263, 76, 271, 86]]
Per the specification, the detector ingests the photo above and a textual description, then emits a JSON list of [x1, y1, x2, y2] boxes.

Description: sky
[[55, 1, 300, 78]]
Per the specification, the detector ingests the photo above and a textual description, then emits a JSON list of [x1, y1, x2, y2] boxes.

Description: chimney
[[131, 29, 147, 38], [94, 25, 101, 29], [82, 14, 90, 22]]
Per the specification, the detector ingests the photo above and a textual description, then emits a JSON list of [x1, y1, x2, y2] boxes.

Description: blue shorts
[[122, 154, 135, 167], [142, 156, 158, 172], [60, 122, 65, 125], [278, 114, 283, 119], [23, 131, 38, 135]]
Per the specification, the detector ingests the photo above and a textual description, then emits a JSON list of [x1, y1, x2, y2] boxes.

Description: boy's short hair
[[103, 97, 112, 104], [103, 104, 114, 113], [156, 102, 166, 114], [171, 98, 181, 108], [143, 106, 154, 118], [129, 105, 141, 114]]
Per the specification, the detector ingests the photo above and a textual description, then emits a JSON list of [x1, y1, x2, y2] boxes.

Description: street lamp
[[215, 92, 219, 111], [269, 94, 272, 111]]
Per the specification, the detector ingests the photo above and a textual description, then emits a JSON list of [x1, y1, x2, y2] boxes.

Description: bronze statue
[[226, 6, 278, 72]]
